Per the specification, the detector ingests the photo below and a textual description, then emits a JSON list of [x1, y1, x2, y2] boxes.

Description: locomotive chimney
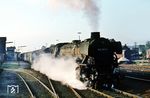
[[91, 32, 100, 39]]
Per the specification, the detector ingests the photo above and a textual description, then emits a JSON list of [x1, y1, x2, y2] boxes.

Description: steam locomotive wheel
[[76, 65, 97, 88], [80, 73, 95, 88]]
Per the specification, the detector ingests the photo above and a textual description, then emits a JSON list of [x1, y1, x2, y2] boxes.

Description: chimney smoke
[[49, 0, 100, 31]]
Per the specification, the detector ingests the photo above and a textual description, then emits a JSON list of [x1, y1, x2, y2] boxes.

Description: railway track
[[19, 69, 82, 98], [120, 75, 150, 98], [75, 88, 112, 98], [23, 69, 125, 98], [75, 87, 141, 98], [99, 88, 141, 98], [49, 76, 141, 98], [6, 69, 142, 98], [48, 79, 81, 98], [20, 69, 114, 98], [16, 71, 57, 98], [125, 76, 150, 82], [22, 69, 80, 98], [111, 88, 142, 98], [48, 78, 114, 98], [0, 70, 33, 98], [16, 73, 35, 98], [24, 69, 142, 98], [48, 79, 59, 98]]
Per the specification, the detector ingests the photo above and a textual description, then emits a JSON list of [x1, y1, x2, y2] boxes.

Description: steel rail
[[67, 85, 82, 98], [15, 73, 35, 98], [111, 88, 142, 98], [48, 78, 59, 98], [19, 71, 57, 98], [125, 76, 150, 82], [48, 78, 82, 98], [88, 88, 114, 98]]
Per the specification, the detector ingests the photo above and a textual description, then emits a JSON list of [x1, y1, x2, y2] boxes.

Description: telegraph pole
[[78, 32, 81, 40]]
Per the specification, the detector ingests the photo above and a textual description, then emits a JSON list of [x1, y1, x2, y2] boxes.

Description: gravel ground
[[118, 77, 150, 98], [118, 64, 150, 98], [119, 64, 150, 72], [119, 64, 150, 80], [0, 70, 30, 98], [18, 72, 54, 98]]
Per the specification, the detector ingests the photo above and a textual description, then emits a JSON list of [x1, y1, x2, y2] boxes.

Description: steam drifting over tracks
[[20, 69, 141, 98], [24, 69, 83, 98], [24, 69, 113, 98], [25, 69, 114, 98]]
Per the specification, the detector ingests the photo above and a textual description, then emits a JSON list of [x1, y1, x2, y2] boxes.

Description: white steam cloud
[[49, 0, 100, 31], [31, 54, 87, 90]]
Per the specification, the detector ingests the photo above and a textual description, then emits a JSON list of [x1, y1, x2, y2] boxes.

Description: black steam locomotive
[[20, 32, 122, 89]]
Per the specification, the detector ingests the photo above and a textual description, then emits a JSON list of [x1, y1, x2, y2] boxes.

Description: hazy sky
[[0, 0, 150, 52]]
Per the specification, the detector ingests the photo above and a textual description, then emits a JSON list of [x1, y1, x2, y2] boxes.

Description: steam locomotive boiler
[[48, 32, 122, 89]]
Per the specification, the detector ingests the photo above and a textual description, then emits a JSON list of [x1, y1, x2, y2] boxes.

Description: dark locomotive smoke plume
[[49, 0, 100, 30], [31, 54, 87, 90], [82, 0, 100, 31]]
